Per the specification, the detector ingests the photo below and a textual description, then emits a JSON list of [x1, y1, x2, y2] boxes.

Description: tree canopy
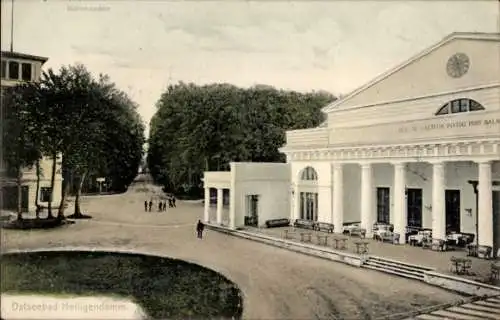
[[148, 82, 335, 197]]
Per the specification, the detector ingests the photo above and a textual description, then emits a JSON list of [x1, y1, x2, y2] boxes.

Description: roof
[[321, 32, 500, 113], [1, 51, 49, 64]]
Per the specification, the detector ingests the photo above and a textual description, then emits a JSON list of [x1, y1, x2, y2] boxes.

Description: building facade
[[203, 32, 500, 257], [1, 51, 63, 212]]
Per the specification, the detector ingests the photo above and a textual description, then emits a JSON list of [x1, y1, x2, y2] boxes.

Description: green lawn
[[1, 251, 243, 319]]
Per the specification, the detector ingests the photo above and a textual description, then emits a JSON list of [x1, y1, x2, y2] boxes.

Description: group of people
[[144, 195, 176, 212]]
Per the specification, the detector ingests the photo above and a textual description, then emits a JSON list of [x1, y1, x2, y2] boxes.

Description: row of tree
[[147, 82, 336, 197], [2, 64, 145, 220]]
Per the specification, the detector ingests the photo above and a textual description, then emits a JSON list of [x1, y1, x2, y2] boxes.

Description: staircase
[[363, 256, 434, 281], [407, 295, 500, 320]]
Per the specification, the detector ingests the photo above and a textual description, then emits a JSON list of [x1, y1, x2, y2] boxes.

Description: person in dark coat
[[196, 220, 205, 239], [163, 201, 167, 211], [144, 200, 148, 212], [172, 196, 176, 208], [148, 200, 153, 212], [168, 197, 173, 208], [158, 201, 162, 212]]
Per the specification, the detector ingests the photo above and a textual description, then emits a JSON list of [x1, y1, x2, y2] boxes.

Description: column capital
[[428, 160, 445, 166], [391, 161, 406, 168], [358, 162, 373, 169], [475, 159, 492, 165], [332, 162, 344, 170]]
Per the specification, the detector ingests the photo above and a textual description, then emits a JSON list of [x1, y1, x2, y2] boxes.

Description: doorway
[[445, 189, 461, 233], [493, 191, 500, 258], [377, 187, 390, 224], [300, 192, 318, 221], [244, 195, 259, 227], [406, 188, 422, 228]]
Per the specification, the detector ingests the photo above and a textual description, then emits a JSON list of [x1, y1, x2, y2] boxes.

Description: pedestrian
[[168, 197, 173, 208], [196, 219, 205, 239], [144, 200, 148, 212], [172, 196, 176, 208], [158, 201, 162, 212], [163, 201, 167, 211], [148, 200, 153, 212]]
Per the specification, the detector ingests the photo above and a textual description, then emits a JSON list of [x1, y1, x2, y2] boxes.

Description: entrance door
[[493, 191, 500, 258], [407, 189, 422, 228], [245, 195, 259, 226], [445, 190, 461, 233], [377, 187, 390, 224]]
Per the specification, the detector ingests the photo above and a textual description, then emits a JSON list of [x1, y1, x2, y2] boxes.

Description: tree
[[1, 83, 43, 220], [147, 82, 336, 197]]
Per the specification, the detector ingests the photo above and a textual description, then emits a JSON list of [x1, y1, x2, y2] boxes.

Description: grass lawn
[[1, 251, 243, 319]]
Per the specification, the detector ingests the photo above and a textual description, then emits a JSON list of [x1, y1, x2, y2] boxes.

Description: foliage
[[2, 251, 243, 319], [148, 82, 335, 196]]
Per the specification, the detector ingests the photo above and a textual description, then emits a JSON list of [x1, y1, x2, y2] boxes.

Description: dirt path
[[1, 188, 464, 319]]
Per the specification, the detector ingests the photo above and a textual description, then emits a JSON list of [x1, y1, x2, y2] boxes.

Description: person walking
[[196, 220, 205, 239], [172, 196, 176, 208], [158, 201, 163, 212], [148, 200, 153, 212], [163, 201, 167, 211], [144, 200, 148, 212]]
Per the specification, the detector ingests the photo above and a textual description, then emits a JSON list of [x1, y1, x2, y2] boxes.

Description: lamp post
[[468, 180, 479, 245]]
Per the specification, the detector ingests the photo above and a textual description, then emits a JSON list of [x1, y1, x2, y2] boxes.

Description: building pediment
[[323, 32, 500, 112]]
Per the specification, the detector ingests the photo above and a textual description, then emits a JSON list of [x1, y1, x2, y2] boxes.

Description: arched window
[[300, 167, 318, 181], [435, 99, 485, 116]]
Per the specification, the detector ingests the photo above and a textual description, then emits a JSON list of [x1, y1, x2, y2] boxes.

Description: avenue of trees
[[2, 64, 145, 220], [147, 82, 336, 198]]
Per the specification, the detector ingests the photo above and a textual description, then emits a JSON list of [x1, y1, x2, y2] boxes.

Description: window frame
[[21, 63, 32, 81], [8, 61, 19, 80], [435, 98, 485, 116]]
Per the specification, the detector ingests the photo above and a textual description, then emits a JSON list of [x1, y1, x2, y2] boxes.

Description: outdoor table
[[333, 238, 348, 250], [316, 235, 328, 246], [466, 244, 478, 257], [450, 257, 472, 275], [353, 241, 369, 254], [282, 229, 295, 240], [300, 232, 312, 243]]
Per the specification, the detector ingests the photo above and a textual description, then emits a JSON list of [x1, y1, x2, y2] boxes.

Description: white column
[[360, 163, 374, 237], [204, 187, 210, 223], [478, 160, 493, 248], [333, 163, 344, 233], [216, 188, 223, 225], [393, 162, 407, 244], [431, 161, 446, 241], [292, 184, 300, 221]]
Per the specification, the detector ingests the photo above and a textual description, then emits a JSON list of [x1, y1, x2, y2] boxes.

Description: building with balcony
[[203, 32, 500, 258], [1, 51, 63, 213]]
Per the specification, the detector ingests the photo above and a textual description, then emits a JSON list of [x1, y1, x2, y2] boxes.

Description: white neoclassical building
[[203, 32, 500, 256]]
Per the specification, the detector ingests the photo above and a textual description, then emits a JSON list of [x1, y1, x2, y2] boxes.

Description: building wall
[[232, 163, 290, 227], [287, 160, 500, 235], [331, 38, 500, 110], [22, 155, 63, 211]]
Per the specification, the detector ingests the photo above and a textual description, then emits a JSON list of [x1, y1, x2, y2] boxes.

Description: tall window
[[21, 63, 32, 81], [300, 192, 318, 221], [435, 98, 485, 115], [300, 166, 318, 181], [1, 60, 6, 79], [40, 187, 52, 202], [8, 61, 19, 80]]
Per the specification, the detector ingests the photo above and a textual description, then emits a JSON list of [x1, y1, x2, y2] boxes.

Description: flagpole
[[10, 0, 14, 52]]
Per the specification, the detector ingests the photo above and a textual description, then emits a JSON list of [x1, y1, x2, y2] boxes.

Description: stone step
[[432, 309, 485, 320], [363, 263, 424, 281], [487, 297, 500, 304], [367, 257, 429, 274], [414, 314, 447, 320], [474, 300, 500, 309], [447, 306, 500, 319], [369, 256, 434, 272], [365, 260, 425, 278], [462, 302, 500, 314]]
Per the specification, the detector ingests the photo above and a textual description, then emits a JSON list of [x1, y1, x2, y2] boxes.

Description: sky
[[1, 0, 499, 136]]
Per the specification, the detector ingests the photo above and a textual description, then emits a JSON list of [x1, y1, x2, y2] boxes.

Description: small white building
[[1, 51, 63, 213], [203, 32, 500, 256]]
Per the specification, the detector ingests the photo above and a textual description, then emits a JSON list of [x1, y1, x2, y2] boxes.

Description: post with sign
[[96, 177, 105, 194]]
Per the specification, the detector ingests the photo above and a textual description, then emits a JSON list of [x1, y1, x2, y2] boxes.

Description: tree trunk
[[35, 159, 41, 219], [16, 167, 23, 221], [73, 171, 87, 217], [57, 175, 71, 220], [47, 153, 57, 219]]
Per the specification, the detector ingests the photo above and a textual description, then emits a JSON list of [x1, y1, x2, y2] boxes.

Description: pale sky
[[1, 0, 499, 135]]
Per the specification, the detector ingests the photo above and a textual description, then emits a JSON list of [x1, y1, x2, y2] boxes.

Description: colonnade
[[294, 159, 495, 247]]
